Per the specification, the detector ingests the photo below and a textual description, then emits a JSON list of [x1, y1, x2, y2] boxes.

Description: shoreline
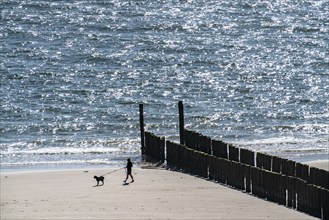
[[1, 167, 318, 219], [1, 158, 328, 174]]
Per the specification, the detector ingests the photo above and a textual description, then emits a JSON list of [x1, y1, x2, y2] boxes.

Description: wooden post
[[139, 104, 145, 155], [178, 101, 185, 145]]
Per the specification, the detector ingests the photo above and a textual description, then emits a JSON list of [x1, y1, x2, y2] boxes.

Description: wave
[[282, 148, 328, 153], [233, 136, 328, 146], [0, 159, 123, 167], [231, 136, 329, 158], [0, 146, 125, 156]]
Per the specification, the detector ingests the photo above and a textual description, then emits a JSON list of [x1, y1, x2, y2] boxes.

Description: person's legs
[[124, 169, 132, 182]]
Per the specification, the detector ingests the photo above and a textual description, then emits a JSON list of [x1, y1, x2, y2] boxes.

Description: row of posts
[[183, 128, 329, 190], [139, 102, 329, 220]]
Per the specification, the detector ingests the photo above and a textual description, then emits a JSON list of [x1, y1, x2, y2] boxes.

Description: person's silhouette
[[124, 158, 134, 183]]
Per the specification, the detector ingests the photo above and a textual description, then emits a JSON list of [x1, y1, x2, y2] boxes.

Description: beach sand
[[305, 159, 329, 171], [2, 162, 327, 220]]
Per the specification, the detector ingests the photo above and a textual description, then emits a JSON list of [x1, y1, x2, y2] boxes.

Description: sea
[[1, 0, 328, 172]]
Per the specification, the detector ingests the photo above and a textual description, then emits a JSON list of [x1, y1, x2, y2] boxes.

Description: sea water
[[1, 0, 328, 171]]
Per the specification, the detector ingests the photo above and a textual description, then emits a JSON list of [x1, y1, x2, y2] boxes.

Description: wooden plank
[[178, 101, 184, 145], [202, 153, 209, 178], [272, 156, 282, 173], [165, 140, 172, 168], [251, 167, 264, 199], [151, 133, 156, 160], [278, 174, 287, 206], [256, 153, 272, 171], [193, 131, 201, 151], [184, 129, 190, 148], [214, 157, 220, 183], [160, 137, 165, 163], [144, 131, 150, 157], [256, 153, 263, 169], [310, 167, 329, 190], [212, 140, 228, 159], [228, 144, 239, 162], [222, 159, 228, 185], [296, 178, 308, 213], [245, 165, 251, 193], [282, 159, 296, 177], [240, 148, 255, 167], [200, 134, 211, 154], [184, 147, 190, 173], [217, 158, 226, 184], [308, 185, 321, 218], [237, 163, 246, 190], [321, 188, 329, 220], [139, 104, 145, 154], [184, 129, 192, 148], [208, 155, 215, 181], [296, 162, 309, 182], [322, 169, 329, 190], [270, 172, 280, 204], [263, 154, 272, 171], [287, 176, 296, 208]]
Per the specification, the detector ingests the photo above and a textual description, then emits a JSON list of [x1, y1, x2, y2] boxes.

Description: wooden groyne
[[139, 102, 329, 220]]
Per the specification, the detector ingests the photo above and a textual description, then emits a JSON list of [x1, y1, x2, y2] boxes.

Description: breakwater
[[141, 102, 329, 220]]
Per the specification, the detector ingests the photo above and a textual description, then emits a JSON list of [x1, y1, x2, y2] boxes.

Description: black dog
[[94, 176, 104, 186]]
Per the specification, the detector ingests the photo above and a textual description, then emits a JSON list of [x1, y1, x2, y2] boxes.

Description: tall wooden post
[[139, 104, 145, 154], [178, 101, 185, 145]]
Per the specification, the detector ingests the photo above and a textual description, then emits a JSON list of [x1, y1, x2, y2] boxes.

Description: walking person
[[124, 158, 134, 183]]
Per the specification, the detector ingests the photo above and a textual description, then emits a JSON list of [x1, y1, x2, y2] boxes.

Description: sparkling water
[[1, 0, 328, 171]]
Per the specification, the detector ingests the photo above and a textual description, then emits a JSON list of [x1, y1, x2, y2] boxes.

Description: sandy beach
[[305, 160, 329, 171], [2, 161, 327, 219]]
